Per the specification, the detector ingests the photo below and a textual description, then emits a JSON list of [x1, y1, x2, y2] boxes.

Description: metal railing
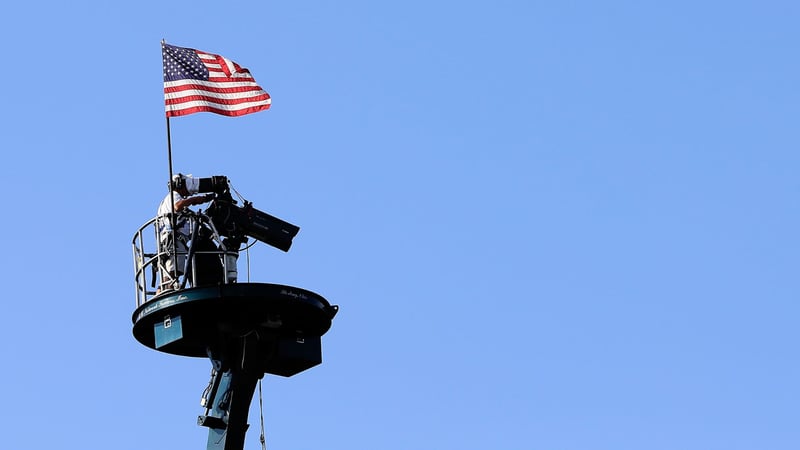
[[132, 211, 243, 308]]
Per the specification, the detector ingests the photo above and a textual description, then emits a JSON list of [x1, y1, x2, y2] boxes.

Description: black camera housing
[[196, 176, 229, 195], [205, 193, 299, 252], [172, 175, 229, 195]]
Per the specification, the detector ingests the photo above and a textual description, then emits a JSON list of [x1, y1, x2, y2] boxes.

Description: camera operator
[[157, 174, 215, 292]]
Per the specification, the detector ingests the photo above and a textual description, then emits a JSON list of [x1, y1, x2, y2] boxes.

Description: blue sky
[[2, 1, 798, 449]]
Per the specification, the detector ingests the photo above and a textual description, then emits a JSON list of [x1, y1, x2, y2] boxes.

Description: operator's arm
[[174, 194, 214, 211]]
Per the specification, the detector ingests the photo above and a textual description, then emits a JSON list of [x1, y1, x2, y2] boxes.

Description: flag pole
[[163, 39, 176, 190], [163, 39, 179, 288], [166, 115, 175, 190]]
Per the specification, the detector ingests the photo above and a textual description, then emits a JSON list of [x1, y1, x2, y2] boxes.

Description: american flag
[[162, 43, 271, 117]]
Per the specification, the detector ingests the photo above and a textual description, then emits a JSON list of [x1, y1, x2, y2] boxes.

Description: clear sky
[[2, 1, 798, 449]]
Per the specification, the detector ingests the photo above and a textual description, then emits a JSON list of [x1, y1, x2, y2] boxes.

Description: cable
[[259, 379, 267, 450], [246, 240, 252, 282], [241, 238, 257, 252], [230, 184, 248, 205], [200, 368, 216, 409]]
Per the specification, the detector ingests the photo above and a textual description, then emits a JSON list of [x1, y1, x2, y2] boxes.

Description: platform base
[[132, 282, 339, 450]]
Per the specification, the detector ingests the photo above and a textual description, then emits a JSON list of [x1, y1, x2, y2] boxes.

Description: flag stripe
[[162, 43, 270, 118], [165, 92, 272, 106], [165, 87, 266, 98], [165, 91, 268, 103], [167, 101, 269, 117], [165, 79, 263, 90], [166, 105, 269, 117]]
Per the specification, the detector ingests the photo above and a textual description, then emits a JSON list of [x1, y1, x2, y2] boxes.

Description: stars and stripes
[[162, 43, 271, 117]]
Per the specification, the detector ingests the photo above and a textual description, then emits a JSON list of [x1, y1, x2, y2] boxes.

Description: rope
[[259, 379, 267, 449], [246, 241, 252, 282]]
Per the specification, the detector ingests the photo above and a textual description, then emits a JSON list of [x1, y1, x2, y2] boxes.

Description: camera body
[[172, 174, 300, 252], [206, 195, 300, 252], [171, 174, 299, 252]]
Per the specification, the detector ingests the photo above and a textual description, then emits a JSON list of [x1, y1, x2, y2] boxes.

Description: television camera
[[173, 174, 299, 252]]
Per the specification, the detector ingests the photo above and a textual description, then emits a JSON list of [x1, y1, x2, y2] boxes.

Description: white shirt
[[157, 191, 190, 237]]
